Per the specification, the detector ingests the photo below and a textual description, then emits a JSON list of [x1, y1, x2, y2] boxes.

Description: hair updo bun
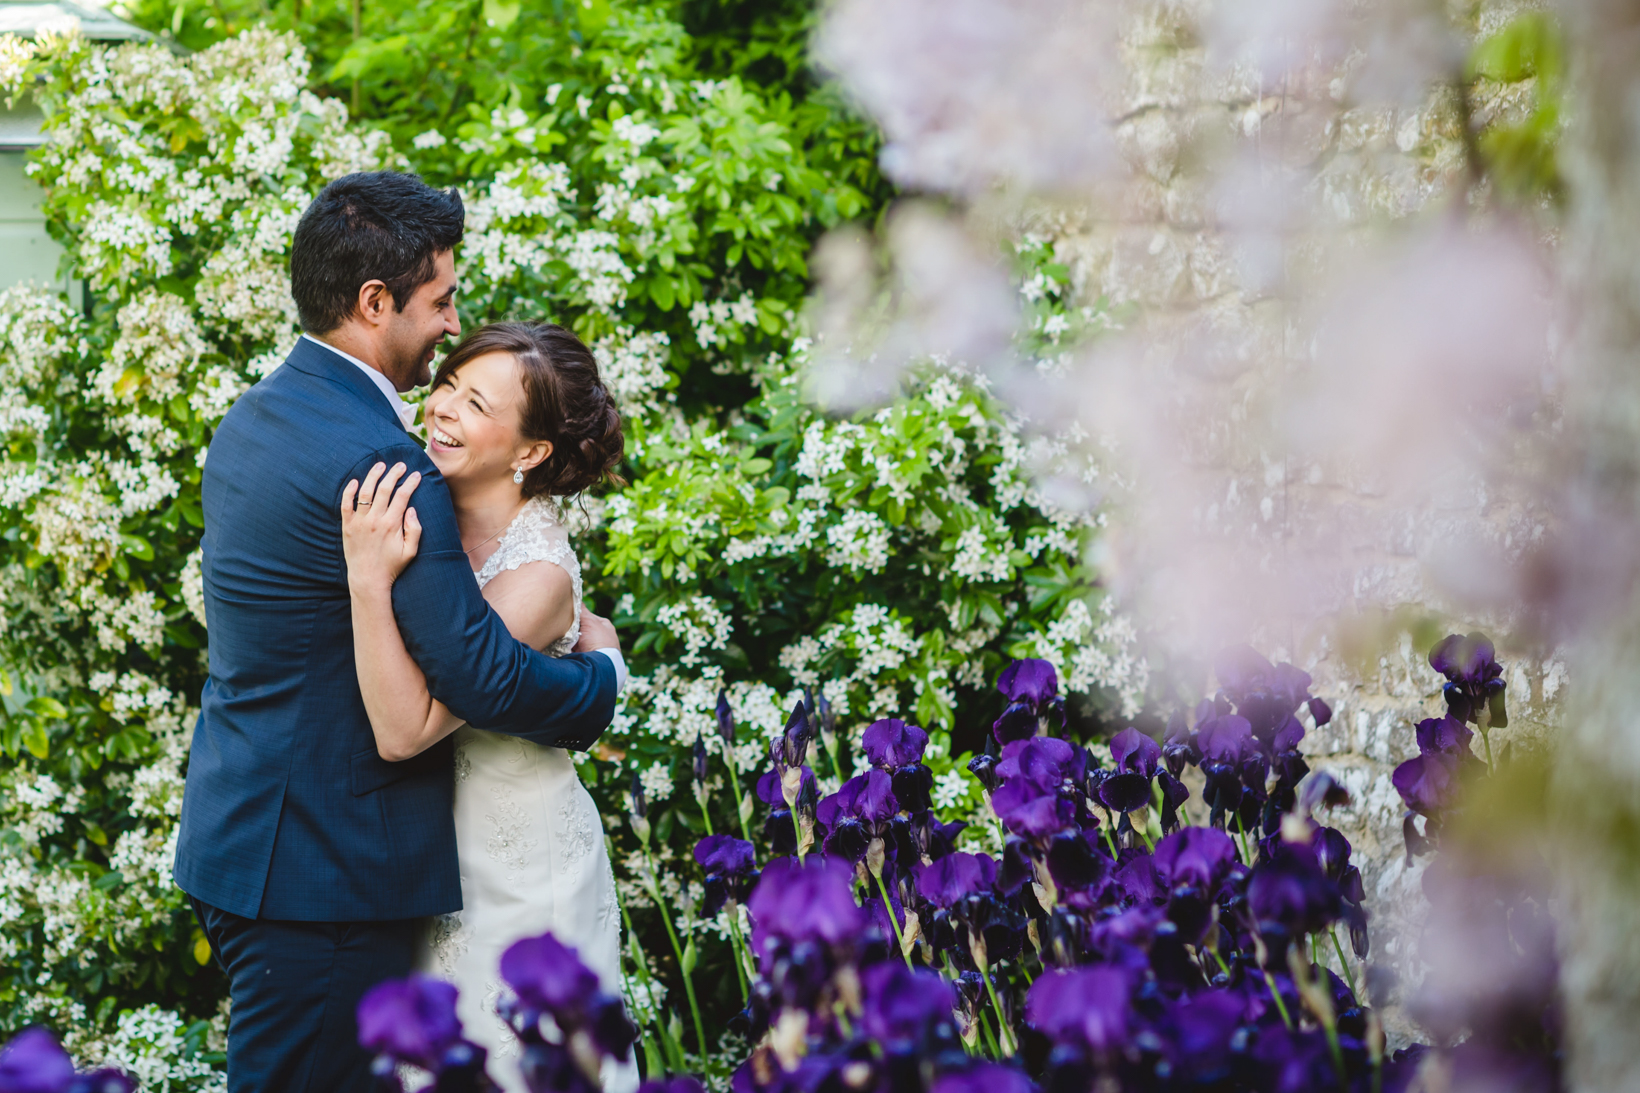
[[431, 321, 625, 499]]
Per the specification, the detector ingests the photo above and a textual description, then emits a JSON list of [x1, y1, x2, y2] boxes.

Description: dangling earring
[[513, 467, 524, 484]]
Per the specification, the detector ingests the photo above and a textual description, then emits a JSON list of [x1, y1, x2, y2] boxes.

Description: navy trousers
[[191, 896, 418, 1093]]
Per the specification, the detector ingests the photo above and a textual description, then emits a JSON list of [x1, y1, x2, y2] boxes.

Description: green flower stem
[[643, 860, 710, 1074], [725, 764, 756, 850], [874, 872, 913, 968], [620, 902, 684, 1073], [1263, 971, 1293, 1030], [977, 1003, 1002, 1058], [726, 912, 751, 1003], [979, 967, 1016, 1056], [1330, 927, 1359, 999]]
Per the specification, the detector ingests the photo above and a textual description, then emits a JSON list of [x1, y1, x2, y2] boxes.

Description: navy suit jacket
[[174, 337, 615, 922]]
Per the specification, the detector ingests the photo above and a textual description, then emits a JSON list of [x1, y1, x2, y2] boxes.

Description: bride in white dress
[[339, 321, 637, 1093]]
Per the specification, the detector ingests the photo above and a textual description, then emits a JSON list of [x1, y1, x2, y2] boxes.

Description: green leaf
[[649, 275, 676, 311], [482, 0, 521, 30], [194, 932, 213, 965], [83, 820, 108, 847], [29, 696, 66, 719], [21, 722, 48, 759], [121, 534, 154, 561]]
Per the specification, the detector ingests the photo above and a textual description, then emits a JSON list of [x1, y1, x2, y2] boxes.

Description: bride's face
[[423, 351, 551, 487]]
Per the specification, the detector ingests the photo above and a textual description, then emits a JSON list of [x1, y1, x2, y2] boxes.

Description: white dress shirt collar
[[302, 334, 418, 431]]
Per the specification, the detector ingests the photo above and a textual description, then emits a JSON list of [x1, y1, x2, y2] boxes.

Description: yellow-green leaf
[[22, 723, 48, 759]]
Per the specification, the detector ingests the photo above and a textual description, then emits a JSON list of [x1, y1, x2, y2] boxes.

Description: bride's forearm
[[350, 578, 451, 761]]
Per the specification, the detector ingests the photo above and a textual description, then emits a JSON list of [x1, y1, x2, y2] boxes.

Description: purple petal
[[356, 975, 463, 1069], [1026, 967, 1130, 1054], [1213, 645, 1275, 697], [915, 851, 995, 907], [991, 701, 1038, 744], [1307, 696, 1333, 726], [997, 658, 1059, 706], [1152, 826, 1238, 891], [1109, 727, 1161, 778], [500, 933, 602, 1015], [0, 1028, 77, 1093], [1416, 715, 1474, 757], [694, 834, 756, 877], [1196, 715, 1253, 763], [862, 718, 929, 769]]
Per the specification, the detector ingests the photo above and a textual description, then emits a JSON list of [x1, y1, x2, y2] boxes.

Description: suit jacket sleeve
[[343, 446, 616, 749]]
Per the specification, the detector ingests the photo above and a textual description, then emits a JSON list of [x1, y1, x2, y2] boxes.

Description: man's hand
[[574, 606, 619, 655]]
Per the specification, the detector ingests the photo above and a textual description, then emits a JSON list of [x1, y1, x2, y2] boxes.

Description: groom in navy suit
[[173, 171, 624, 1092]]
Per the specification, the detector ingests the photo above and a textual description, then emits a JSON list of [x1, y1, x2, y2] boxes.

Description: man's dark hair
[[290, 172, 465, 334]]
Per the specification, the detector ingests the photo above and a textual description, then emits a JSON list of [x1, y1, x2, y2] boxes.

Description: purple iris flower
[[68, 1073, 136, 1093], [715, 689, 735, 746], [995, 737, 1085, 787], [1297, 771, 1351, 816], [859, 963, 958, 1052], [1157, 770, 1191, 833], [1247, 842, 1343, 943], [501, 934, 603, 1017], [993, 658, 1065, 744], [1159, 989, 1245, 1081], [519, 1038, 601, 1093], [817, 770, 898, 861], [355, 975, 465, 1072], [0, 1028, 77, 1093], [1214, 646, 1327, 752], [1251, 1025, 1341, 1093], [915, 852, 998, 908], [1416, 715, 1474, 757], [1152, 826, 1237, 893], [747, 855, 864, 958], [1045, 829, 1110, 893], [501, 933, 637, 1064], [998, 658, 1058, 707], [1097, 727, 1159, 813], [773, 700, 812, 774], [929, 1062, 1038, 1093], [1026, 966, 1130, 1057], [695, 834, 760, 915], [1429, 632, 1507, 726], [1393, 750, 1460, 816], [1161, 710, 1199, 776], [994, 791, 1076, 841], [862, 719, 928, 769]]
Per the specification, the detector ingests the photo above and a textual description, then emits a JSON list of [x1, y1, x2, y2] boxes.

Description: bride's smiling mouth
[[429, 425, 464, 449]]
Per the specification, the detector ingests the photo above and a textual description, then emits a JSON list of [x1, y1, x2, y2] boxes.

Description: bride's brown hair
[[431, 321, 625, 499]]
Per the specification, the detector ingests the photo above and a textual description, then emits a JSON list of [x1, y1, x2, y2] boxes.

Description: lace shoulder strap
[[475, 499, 582, 610]]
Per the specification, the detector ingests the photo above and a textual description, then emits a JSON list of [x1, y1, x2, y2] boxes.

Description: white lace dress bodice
[[414, 498, 633, 1093]]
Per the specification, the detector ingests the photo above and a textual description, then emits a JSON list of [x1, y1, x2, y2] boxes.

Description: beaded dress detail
[[414, 498, 632, 1093]]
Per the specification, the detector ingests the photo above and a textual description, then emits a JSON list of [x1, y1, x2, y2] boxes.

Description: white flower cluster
[[687, 293, 760, 350], [1028, 597, 1149, 716], [655, 595, 733, 667], [76, 1005, 225, 1093], [592, 327, 673, 411]]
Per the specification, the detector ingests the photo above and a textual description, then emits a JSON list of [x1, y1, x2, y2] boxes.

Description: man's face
[[380, 248, 460, 391]]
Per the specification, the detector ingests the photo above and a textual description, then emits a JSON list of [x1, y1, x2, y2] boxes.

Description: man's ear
[[356, 279, 391, 328]]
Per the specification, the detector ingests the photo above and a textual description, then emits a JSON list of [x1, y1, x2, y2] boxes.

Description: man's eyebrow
[[439, 280, 460, 300]]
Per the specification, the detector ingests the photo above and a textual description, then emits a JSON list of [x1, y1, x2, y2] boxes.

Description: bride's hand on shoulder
[[341, 461, 423, 592]]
